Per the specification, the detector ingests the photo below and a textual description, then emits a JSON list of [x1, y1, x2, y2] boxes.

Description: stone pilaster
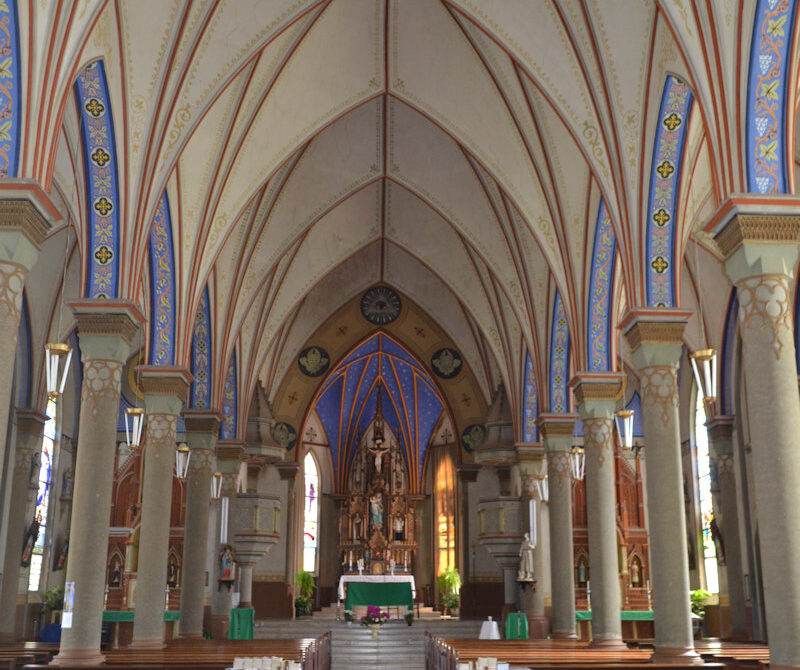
[[0, 192, 54, 481], [131, 367, 191, 648], [0, 410, 47, 641], [622, 310, 701, 664], [710, 198, 800, 669], [706, 415, 748, 640], [538, 414, 578, 639], [53, 301, 141, 666], [570, 373, 625, 649], [178, 410, 221, 638]]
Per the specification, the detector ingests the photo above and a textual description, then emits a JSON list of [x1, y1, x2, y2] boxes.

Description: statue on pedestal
[[518, 532, 535, 581]]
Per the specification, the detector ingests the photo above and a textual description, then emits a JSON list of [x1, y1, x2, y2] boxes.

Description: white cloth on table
[[337, 574, 416, 600], [478, 620, 500, 640]]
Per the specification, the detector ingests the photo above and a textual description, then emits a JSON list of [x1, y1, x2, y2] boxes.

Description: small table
[[479, 619, 501, 640]]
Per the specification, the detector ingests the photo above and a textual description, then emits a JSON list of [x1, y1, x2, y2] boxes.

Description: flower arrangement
[[344, 609, 354, 623], [360, 605, 390, 626]]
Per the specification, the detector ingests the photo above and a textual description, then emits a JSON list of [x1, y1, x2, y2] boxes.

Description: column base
[[177, 632, 205, 640], [239, 601, 253, 609], [527, 614, 550, 639], [589, 637, 628, 650], [51, 649, 106, 666], [651, 645, 704, 665], [128, 637, 166, 650], [552, 630, 578, 640]]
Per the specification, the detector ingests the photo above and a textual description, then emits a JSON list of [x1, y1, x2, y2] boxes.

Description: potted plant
[[294, 570, 316, 618], [437, 567, 462, 617], [42, 584, 64, 624], [344, 609, 355, 624], [690, 589, 710, 638], [361, 605, 390, 639], [404, 610, 414, 626]]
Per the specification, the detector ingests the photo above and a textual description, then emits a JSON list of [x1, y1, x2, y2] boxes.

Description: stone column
[[178, 410, 220, 638], [209, 443, 244, 639], [710, 200, 800, 669], [131, 367, 191, 648], [570, 373, 625, 649], [538, 414, 578, 639], [706, 415, 748, 640], [0, 194, 53, 479], [621, 310, 700, 664], [0, 411, 46, 641], [278, 462, 300, 618], [53, 302, 141, 666]]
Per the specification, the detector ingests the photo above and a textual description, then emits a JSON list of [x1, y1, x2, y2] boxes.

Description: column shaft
[[178, 412, 219, 638], [54, 302, 139, 665], [0, 412, 45, 640], [239, 566, 253, 608], [539, 414, 578, 639], [571, 374, 625, 649]]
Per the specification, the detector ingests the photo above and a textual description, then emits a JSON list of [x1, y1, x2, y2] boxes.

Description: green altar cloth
[[229, 607, 255, 640], [575, 610, 653, 621], [344, 582, 413, 611], [505, 612, 529, 640], [102, 610, 180, 622]]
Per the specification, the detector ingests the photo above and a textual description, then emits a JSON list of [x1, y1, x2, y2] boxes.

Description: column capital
[[15, 409, 47, 437], [707, 196, 800, 282], [0, 186, 59, 270], [621, 309, 690, 369], [70, 300, 143, 362], [216, 440, 245, 473], [457, 463, 481, 483], [137, 366, 191, 415], [537, 413, 579, 442], [706, 414, 734, 448], [570, 373, 624, 420], [182, 409, 222, 436]]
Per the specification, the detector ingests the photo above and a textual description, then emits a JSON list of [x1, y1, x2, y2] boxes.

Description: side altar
[[336, 381, 419, 577]]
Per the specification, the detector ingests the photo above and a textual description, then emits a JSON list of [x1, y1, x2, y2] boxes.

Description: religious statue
[[20, 514, 41, 567], [370, 493, 383, 528], [518, 532, 535, 580], [352, 512, 362, 540], [357, 558, 365, 574], [218, 544, 236, 590], [392, 515, 404, 541], [629, 557, 641, 586], [710, 515, 726, 566], [389, 557, 396, 575]]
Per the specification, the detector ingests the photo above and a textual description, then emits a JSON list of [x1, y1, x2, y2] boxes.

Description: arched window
[[28, 397, 57, 591], [435, 450, 456, 576], [303, 452, 319, 574], [695, 389, 718, 593]]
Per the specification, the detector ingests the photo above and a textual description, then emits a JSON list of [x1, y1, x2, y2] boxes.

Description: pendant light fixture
[[44, 342, 73, 398], [615, 409, 635, 451], [690, 348, 717, 404], [175, 443, 191, 479], [124, 407, 145, 451], [569, 445, 585, 481], [211, 471, 223, 499]]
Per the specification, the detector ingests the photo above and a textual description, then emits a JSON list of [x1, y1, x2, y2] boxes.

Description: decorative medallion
[[298, 346, 330, 377], [431, 348, 462, 379], [360, 287, 401, 325], [272, 422, 297, 450], [461, 424, 485, 452]]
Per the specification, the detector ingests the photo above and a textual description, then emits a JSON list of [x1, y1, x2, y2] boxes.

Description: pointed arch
[[220, 347, 238, 439], [522, 349, 538, 442], [74, 60, 121, 299], [148, 192, 176, 366], [548, 290, 570, 413], [587, 199, 616, 372], [645, 76, 693, 308], [746, 0, 798, 194]]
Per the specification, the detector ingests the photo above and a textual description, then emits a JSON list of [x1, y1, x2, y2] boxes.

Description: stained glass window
[[695, 390, 718, 594], [303, 452, 319, 573], [435, 451, 456, 576], [28, 398, 56, 591]]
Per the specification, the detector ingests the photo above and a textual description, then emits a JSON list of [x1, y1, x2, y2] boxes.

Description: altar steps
[[255, 618, 482, 670]]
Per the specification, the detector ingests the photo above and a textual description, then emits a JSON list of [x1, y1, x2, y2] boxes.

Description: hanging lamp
[[615, 409, 635, 451], [211, 472, 223, 499], [44, 342, 73, 398], [569, 445, 585, 481], [175, 443, 191, 479], [124, 407, 145, 451], [690, 348, 717, 404]]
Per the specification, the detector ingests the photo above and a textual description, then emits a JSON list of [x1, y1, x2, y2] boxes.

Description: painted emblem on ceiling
[[461, 424, 485, 452], [360, 287, 401, 325], [298, 346, 330, 377], [431, 348, 462, 379], [272, 422, 297, 450]]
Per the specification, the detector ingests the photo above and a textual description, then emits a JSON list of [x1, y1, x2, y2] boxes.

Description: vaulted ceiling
[[20, 0, 797, 438]]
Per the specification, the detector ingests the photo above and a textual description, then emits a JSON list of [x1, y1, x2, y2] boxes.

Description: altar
[[338, 575, 415, 611]]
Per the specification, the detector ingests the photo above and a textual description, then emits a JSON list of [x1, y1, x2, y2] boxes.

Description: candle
[[349, 550, 353, 565]]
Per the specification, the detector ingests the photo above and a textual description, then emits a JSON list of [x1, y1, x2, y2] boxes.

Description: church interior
[[1, 1, 800, 669]]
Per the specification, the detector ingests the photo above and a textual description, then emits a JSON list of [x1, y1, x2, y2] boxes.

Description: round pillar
[[52, 302, 141, 666], [622, 310, 700, 664], [571, 374, 626, 649]]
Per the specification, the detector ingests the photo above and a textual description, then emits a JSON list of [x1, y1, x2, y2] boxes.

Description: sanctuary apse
[[1, 1, 800, 668]]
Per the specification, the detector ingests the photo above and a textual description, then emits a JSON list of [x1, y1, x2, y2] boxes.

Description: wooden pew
[[22, 635, 331, 670], [0, 642, 57, 670]]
